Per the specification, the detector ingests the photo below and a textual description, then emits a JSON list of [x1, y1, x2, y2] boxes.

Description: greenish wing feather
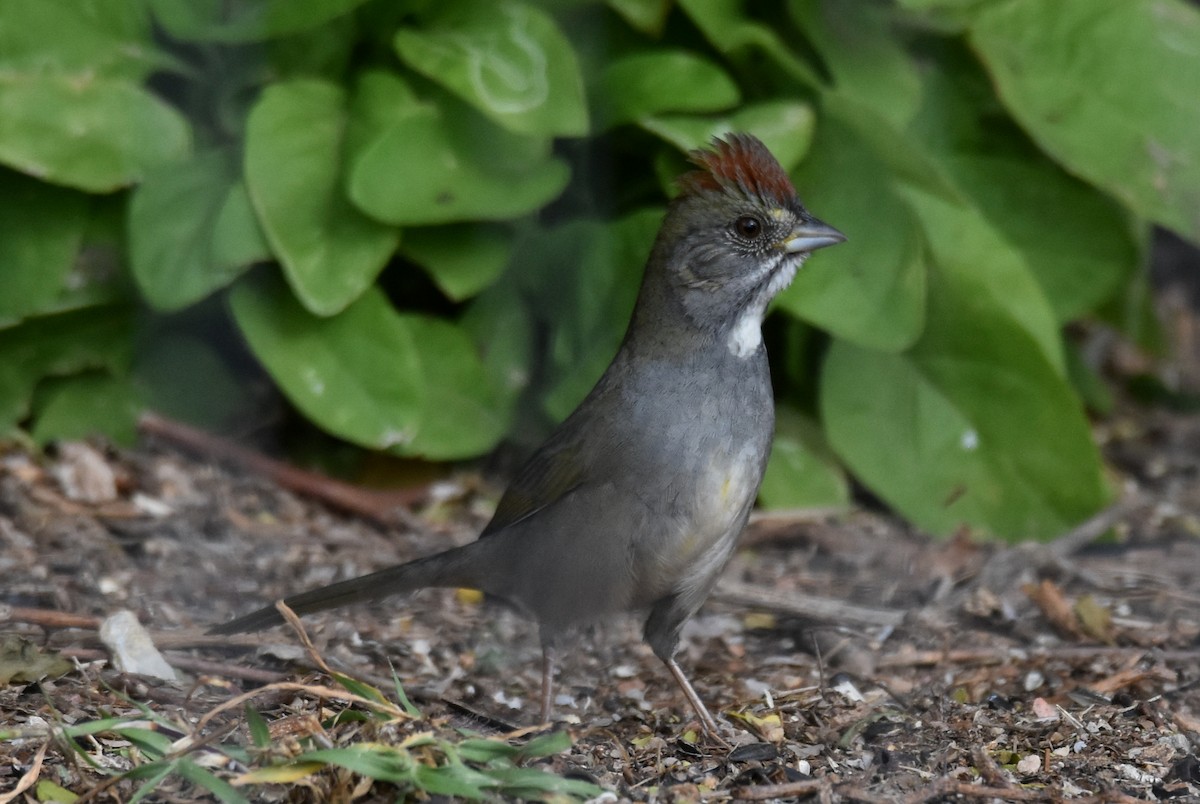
[[481, 435, 587, 537]]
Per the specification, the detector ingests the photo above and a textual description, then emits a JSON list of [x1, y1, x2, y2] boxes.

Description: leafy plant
[[1, 0, 1196, 540], [4, 674, 601, 801]]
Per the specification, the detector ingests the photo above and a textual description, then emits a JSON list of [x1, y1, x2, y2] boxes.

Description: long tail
[[209, 544, 481, 635]]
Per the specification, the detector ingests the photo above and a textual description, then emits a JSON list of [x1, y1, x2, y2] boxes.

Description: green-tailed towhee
[[213, 133, 844, 736]]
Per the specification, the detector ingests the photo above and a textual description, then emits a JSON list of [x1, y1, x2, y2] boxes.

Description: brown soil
[[2, 401, 1198, 803]]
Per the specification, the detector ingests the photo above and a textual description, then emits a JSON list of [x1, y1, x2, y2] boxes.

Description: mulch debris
[[1, 404, 1198, 801]]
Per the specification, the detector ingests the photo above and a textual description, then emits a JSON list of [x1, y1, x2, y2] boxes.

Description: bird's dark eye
[[734, 215, 763, 239]]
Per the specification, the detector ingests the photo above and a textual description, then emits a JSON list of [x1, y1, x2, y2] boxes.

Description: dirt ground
[[0, 384, 1198, 803]]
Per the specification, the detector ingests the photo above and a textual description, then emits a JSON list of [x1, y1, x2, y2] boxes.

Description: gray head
[[641, 133, 844, 356]]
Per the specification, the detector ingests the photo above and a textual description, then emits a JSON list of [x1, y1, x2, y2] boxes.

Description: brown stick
[[138, 411, 425, 525], [714, 580, 905, 628], [0, 606, 102, 630]]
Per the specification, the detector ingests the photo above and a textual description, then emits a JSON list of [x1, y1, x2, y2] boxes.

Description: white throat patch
[[725, 256, 803, 358], [728, 309, 763, 358]]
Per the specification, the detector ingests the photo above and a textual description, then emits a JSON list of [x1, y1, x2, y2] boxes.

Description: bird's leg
[[664, 657, 723, 740], [539, 644, 556, 724]]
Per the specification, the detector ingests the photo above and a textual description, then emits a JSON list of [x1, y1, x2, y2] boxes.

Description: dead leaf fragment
[[1075, 594, 1115, 644], [1023, 579, 1085, 640], [0, 635, 73, 685]]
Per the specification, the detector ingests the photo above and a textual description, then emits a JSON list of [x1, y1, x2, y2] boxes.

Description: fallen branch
[[139, 412, 425, 525], [714, 580, 905, 628]]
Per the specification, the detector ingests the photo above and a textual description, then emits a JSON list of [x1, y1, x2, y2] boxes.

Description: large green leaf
[[245, 80, 399, 316], [347, 93, 570, 226], [677, 0, 821, 87], [594, 50, 739, 128], [821, 258, 1109, 540], [129, 150, 269, 311], [640, 100, 815, 173], [904, 52, 1140, 323], [30, 372, 141, 446], [400, 224, 512, 301], [394, 0, 588, 136], [782, 116, 927, 352], [605, 0, 671, 35], [149, 0, 372, 43], [134, 333, 252, 431], [0, 305, 134, 432], [0, 0, 166, 80], [944, 155, 1137, 322], [901, 187, 1063, 376], [0, 171, 88, 323], [0, 74, 190, 192], [759, 407, 848, 510], [230, 275, 424, 451], [789, 0, 922, 128], [230, 275, 504, 459], [460, 282, 535, 422], [512, 210, 661, 421], [398, 316, 508, 459], [971, 0, 1200, 243]]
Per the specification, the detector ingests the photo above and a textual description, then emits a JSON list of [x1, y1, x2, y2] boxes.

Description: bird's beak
[[782, 218, 846, 253]]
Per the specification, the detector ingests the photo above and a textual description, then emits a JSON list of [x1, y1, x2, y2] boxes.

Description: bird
[[212, 133, 844, 736]]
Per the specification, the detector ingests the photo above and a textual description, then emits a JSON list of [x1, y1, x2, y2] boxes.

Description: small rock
[[99, 610, 178, 682], [1016, 754, 1041, 774], [53, 442, 117, 503]]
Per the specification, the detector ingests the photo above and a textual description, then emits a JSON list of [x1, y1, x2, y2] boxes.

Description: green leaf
[[486, 766, 607, 799], [460, 282, 535, 420], [822, 93, 963, 204], [245, 80, 399, 315], [605, 0, 671, 35], [244, 706, 270, 749], [401, 224, 512, 301], [134, 333, 251, 431], [514, 210, 660, 421], [126, 761, 177, 804], [129, 150, 269, 311], [0, 74, 190, 192], [149, 0, 372, 43], [35, 780, 79, 803], [895, 0, 1002, 32], [30, 372, 140, 446], [759, 407, 848, 510], [295, 745, 418, 784], [412, 762, 494, 798], [515, 729, 574, 759], [789, 0, 922, 128], [0, 0, 166, 80], [0, 305, 134, 432], [901, 186, 1063, 376], [594, 50, 739, 128], [0, 170, 88, 323], [677, 0, 821, 87], [401, 316, 508, 459], [116, 727, 175, 758], [640, 100, 815, 173], [389, 666, 422, 718], [394, 0, 588, 136], [821, 258, 1109, 541], [944, 154, 1137, 322], [214, 181, 272, 268], [230, 274, 424, 451], [174, 758, 251, 804], [782, 115, 927, 352], [347, 95, 570, 226], [230, 275, 504, 459], [971, 0, 1200, 243]]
